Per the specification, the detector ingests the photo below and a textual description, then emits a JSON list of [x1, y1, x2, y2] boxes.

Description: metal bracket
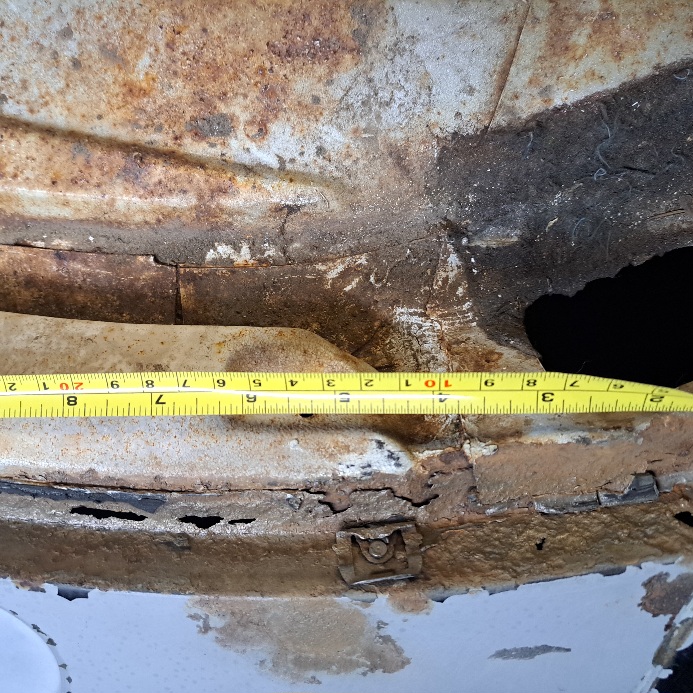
[[333, 522, 423, 586]]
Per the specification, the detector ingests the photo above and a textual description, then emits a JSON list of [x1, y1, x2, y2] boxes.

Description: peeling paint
[[490, 645, 571, 660], [187, 597, 410, 681], [641, 573, 693, 625]]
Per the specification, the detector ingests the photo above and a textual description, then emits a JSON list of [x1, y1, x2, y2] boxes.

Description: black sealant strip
[[0, 480, 166, 514]]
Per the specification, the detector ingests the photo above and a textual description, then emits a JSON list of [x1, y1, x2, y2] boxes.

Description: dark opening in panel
[[524, 247, 693, 388]]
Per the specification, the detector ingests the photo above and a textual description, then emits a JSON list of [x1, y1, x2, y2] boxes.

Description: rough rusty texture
[[0, 491, 690, 597], [421, 495, 693, 593], [474, 414, 693, 504], [644, 416, 693, 480], [188, 596, 410, 682], [438, 65, 693, 353], [0, 0, 689, 266], [474, 440, 645, 504], [0, 245, 176, 323], [1, 65, 691, 376], [0, 0, 524, 261], [0, 0, 691, 601], [0, 240, 541, 376], [491, 0, 693, 128], [640, 572, 693, 626], [179, 241, 438, 361]]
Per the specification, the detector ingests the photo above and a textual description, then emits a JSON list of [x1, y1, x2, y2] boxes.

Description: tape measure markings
[[0, 371, 690, 418]]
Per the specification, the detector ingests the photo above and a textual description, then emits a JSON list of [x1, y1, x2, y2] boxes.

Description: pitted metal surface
[[0, 0, 690, 612], [0, 0, 689, 266]]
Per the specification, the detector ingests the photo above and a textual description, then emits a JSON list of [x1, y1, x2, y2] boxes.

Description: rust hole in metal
[[178, 515, 223, 529], [524, 247, 693, 388], [656, 641, 693, 693], [70, 506, 146, 521], [674, 511, 693, 528], [227, 518, 256, 525]]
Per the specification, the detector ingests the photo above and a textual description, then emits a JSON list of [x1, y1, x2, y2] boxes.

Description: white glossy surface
[[0, 562, 688, 693], [0, 608, 61, 693]]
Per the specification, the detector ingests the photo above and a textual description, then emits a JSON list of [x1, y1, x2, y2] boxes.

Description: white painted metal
[[0, 563, 689, 693]]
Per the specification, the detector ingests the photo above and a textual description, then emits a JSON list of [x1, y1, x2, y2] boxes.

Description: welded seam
[[0, 114, 343, 192], [485, 0, 532, 133], [174, 264, 183, 324]]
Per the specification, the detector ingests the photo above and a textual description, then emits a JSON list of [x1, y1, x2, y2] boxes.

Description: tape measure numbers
[[0, 371, 690, 418]]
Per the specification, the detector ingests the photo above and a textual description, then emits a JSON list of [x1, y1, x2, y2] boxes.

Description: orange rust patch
[[474, 414, 693, 505], [386, 588, 433, 614], [541, 0, 689, 88], [494, 0, 693, 125], [12, 0, 367, 145], [640, 572, 693, 628]]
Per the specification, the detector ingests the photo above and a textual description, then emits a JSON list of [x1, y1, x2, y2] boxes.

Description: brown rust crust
[[474, 413, 693, 504], [0, 245, 177, 323], [419, 494, 693, 592], [0, 494, 691, 597]]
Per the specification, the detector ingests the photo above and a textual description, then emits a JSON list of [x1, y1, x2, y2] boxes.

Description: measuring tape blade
[[0, 371, 690, 418]]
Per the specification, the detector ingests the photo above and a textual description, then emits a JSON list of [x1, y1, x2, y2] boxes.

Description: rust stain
[[187, 597, 410, 681], [640, 572, 693, 627], [2, 0, 366, 146], [495, 0, 693, 125], [0, 0, 395, 234], [386, 587, 433, 614], [541, 0, 630, 73], [0, 245, 176, 323], [0, 117, 246, 226], [474, 414, 693, 505], [474, 440, 647, 504]]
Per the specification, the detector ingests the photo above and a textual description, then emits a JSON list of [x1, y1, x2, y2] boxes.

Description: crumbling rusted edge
[[0, 481, 691, 598]]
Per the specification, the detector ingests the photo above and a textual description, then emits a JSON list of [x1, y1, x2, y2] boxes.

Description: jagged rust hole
[[178, 515, 223, 529], [70, 506, 146, 521], [656, 642, 693, 693], [524, 247, 693, 388], [674, 511, 693, 528]]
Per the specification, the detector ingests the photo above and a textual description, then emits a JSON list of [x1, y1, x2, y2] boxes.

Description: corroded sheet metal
[[0, 245, 176, 323], [0, 486, 691, 595], [0, 0, 690, 264], [491, 0, 693, 128], [0, 0, 524, 235], [0, 311, 429, 490], [0, 311, 690, 505]]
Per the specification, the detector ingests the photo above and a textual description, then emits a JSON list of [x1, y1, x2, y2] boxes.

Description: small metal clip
[[333, 522, 422, 586], [598, 472, 659, 507]]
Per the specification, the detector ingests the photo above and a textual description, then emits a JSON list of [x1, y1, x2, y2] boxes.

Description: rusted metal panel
[[0, 245, 176, 323], [178, 243, 439, 357], [0, 486, 691, 595], [0, 0, 689, 267], [0, 0, 525, 260], [491, 0, 693, 129]]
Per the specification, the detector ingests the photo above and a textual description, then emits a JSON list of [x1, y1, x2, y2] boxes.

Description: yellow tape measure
[[0, 371, 690, 418]]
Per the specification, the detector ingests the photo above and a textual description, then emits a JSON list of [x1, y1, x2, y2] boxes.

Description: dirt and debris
[[437, 65, 693, 352]]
